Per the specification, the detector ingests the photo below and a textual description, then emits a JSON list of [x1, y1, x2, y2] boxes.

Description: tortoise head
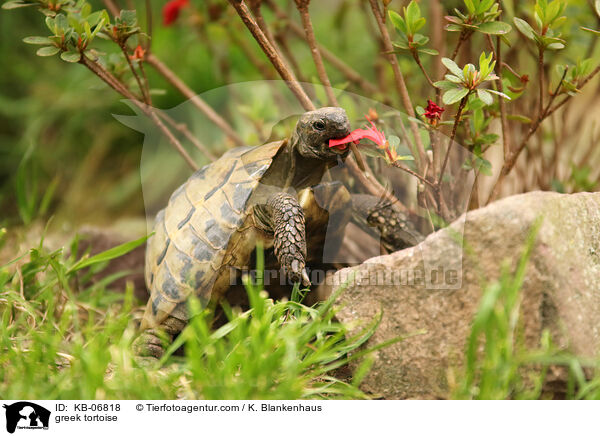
[[292, 107, 351, 160]]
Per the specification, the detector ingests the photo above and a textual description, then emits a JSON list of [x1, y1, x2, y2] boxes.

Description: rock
[[318, 191, 600, 399]]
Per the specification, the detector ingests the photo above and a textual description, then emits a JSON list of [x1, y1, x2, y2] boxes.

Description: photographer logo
[[2, 402, 50, 434]]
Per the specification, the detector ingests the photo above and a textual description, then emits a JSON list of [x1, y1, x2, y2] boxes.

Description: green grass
[[0, 232, 392, 400], [3, 221, 600, 400]]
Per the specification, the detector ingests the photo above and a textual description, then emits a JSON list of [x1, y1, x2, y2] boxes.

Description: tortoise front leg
[[266, 192, 311, 286]]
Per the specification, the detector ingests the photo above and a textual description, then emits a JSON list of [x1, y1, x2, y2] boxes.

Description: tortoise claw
[[301, 269, 311, 287]]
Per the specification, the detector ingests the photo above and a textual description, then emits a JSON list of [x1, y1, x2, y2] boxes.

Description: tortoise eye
[[313, 120, 326, 131]]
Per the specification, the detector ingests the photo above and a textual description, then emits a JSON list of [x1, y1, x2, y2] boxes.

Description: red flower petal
[[163, 0, 189, 26], [130, 44, 146, 60], [329, 118, 387, 149], [424, 99, 444, 120]]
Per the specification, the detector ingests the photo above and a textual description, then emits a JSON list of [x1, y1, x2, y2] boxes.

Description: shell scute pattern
[[143, 141, 285, 327]]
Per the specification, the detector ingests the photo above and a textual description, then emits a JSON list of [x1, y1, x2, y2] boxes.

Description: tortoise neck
[[283, 137, 330, 190]]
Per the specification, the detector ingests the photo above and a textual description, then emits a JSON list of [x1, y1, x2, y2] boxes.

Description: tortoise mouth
[[325, 130, 352, 156], [327, 142, 349, 154]]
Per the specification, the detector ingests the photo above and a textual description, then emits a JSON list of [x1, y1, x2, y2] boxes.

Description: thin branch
[[537, 46, 545, 121], [273, 31, 309, 83], [391, 161, 436, 188], [410, 50, 436, 88], [118, 42, 151, 104], [450, 29, 471, 60], [247, 0, 278, 46], [80, 55, 198, 171], [367, 0, 427, 171], [158, 111, 217, 161], [228, 0, 315, 111], [429, 0, 445, 81], [229, 27, 277, 79], [294, 0, 338, 106], [492, 34, 511, 160], [501, 61, 523, 79], [248, 0, 305, 80], [144, 0, 152, 52], [102, 0, 119, 17], [345, 159, 405, 211], [137, 60, 152, 105], [265, 0, 380, 97], [438, 94, 469, 185], [145, 53, 245, 147], [487, 63, 600, 203], [546, 66, 569, 110]]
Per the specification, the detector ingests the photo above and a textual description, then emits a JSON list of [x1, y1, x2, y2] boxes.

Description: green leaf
[[412, 33, 429, 45], [481, 133, 499, 144], [507, 114, 533, 123], [546, 42, 564, 50], [45, 16, 56, 33], [477, 89, 493, 105], [68, 14, 83, 34], [464, 0, 476, 14], [55, 14, 68, 32], [581, 27, 600, 36], [472, 108, 484, 131], [513, 17, 535, 40], [84, 21, 92, 40], [434, 80, 460, 90], [445, 23, 463, 32], [477, 0, 495, 14], [36, 45, 60, 56], [2, 1, 34, 9], [389, 10, 408, 34], [393, 41, 409, 50], [413, 17, 426, 33], [23, 36, 53, 45], [418, 48, 439, 56], [478, 21, 512, 34], [60, 50, 81, 62], [405, 1, 421, 33], [474, 156, 493, 176], [445, 74, 464, 83], [487, 89, 511, 100], [388, 135, 400, 148], [442, 57, 464, 77], [68, 234, 150, 273], [479, 51, 489, 73], [445, 15, 462, 24], [120, 9, 137, 27], [443, 87, 469, 105], [91, 17, 106, 38], [394, 155, 415, 161], [86, 10, 104, 27]]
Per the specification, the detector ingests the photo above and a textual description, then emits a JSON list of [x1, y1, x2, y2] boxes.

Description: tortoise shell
[[142, 140, 285, 328]]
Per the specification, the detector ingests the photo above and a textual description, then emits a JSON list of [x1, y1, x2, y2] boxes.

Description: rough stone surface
[[317, 191, 600, 399]]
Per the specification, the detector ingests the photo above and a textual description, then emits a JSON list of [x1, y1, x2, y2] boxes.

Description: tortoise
[[136, 107, 421, 359]]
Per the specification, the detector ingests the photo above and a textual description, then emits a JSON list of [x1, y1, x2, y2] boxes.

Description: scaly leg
[[266, 192, 310, 286], [352, 194, 424, 252], [133, 315, 186, 362]]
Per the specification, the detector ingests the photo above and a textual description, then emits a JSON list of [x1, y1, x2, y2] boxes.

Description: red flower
[[424, 99, 444, 122], [130, 44, 146, 60], [329, 118, 387, 149], [328, 115, 405, 162], [163, 0, 189, 26]]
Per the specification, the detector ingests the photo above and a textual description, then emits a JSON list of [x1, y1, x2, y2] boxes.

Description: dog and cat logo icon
[[2, 402, 50, 433]]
